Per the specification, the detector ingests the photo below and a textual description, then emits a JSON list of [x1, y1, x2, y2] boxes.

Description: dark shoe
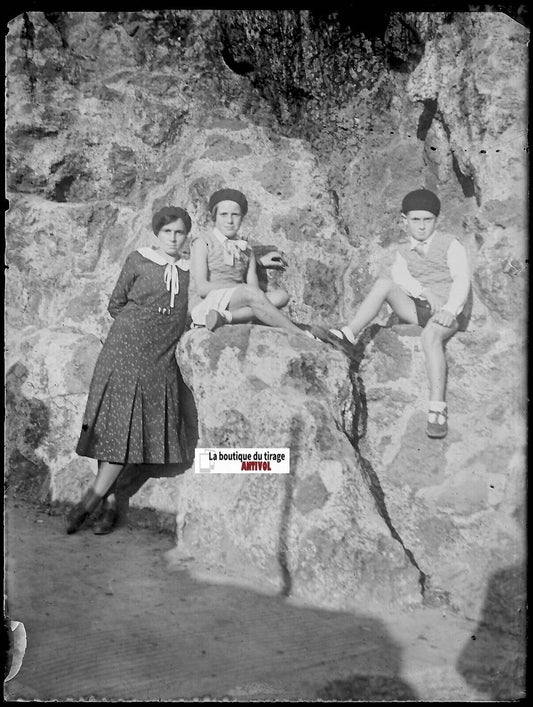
[[92, 506, 117, 535], [206, 309, 226, 332], [65, 489, 102, 534], [312, 325, 357, 358], [426, 409, 448, 438]]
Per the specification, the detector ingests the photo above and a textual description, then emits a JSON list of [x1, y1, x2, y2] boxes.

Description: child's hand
[[259, 251, 288, 271], [432, 308, 456, 328], [422, 289, 443, 314]]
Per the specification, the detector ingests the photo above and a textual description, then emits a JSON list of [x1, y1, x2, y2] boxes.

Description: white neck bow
[[212, 227, 248, 265], [137, 247, 189, 309]]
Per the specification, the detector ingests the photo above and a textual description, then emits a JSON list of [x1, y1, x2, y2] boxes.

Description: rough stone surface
[[356, 325, 526, 619], [174, 327, 422, 611], [5, 10, 527, 622]]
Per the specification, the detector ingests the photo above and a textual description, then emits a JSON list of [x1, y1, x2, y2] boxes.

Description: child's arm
[[108, 253, 138, 318], [391, 252, 427, 299], [245, 254, 260, 288], [443, 240, 470, 315], [432, 239, 470, 327], [392, 252, 446, 315], [190, 237, 226, 298]]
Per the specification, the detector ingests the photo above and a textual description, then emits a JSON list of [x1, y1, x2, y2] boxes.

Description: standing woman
[[67, 206, 195, 535], [190, 188, 308, 337]]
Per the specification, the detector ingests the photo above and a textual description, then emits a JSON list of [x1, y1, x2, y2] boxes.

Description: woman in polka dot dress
[[66, 206, 196, 535]]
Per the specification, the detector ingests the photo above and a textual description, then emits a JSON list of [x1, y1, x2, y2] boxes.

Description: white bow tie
[[212, 228, 248, 265]]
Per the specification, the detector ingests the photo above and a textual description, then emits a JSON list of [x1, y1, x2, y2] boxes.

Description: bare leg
[[229, 289, 290, 323], [346, 277, 418, 336], [92, 461, 124, 497], [66, 461, 124, 534], [421, 320, 458, 401], [227, 285, 303, 335]]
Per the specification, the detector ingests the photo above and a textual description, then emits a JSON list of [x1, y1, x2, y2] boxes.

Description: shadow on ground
[[4, 494, 418, 702], [456, 563, 527, 701]]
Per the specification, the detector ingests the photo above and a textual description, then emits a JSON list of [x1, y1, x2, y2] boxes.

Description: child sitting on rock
[[190, 188, 310, 338], [313, 188, 470, 439]]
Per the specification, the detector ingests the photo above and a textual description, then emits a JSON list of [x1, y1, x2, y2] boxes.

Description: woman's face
[[156, 218, 188, 257], [214, 200, 243, 239]]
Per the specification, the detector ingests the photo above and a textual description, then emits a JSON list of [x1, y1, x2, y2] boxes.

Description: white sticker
[[194, 448, 290, 474]]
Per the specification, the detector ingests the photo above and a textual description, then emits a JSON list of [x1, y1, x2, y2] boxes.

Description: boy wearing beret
[[313, 188, 470, 439]]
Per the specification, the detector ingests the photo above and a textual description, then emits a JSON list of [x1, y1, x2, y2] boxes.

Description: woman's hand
[[258, 251, 288, 271]]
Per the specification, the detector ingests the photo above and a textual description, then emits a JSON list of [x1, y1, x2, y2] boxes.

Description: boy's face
[[402, 210, 437, 242], [214, 200, 243, 239]]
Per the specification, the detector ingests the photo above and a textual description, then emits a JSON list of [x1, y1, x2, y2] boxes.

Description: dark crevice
[[452, 153, 477, 201], [221, 46, 255, 76], [43, 12, 69, 49], [417, 98, 438, 141], [438, 115, 478, 203], [342, 325, 427, 597], [21, 13, 37, 94], [21, 12, 35, 43], [277, 415, 305, 598], [278, 472, 295, 598], [52, 175, 75, 203]]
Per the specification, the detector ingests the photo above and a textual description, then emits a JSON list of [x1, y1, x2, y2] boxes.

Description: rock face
[[175, 326, 422, 611], [356, 324, 526, 618], [5, 10, 527, 620]]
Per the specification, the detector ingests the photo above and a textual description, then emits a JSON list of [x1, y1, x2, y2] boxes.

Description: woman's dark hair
[[152, 206, 192, 235]]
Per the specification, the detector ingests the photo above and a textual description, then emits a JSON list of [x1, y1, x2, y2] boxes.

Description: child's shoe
[[426, 408, 448, 438], [312, 325, 357, 358], [206, 309, 226, 332]]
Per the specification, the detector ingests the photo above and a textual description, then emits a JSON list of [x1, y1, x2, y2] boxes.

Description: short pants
[[403, 297, 465, 329], [190, 286, 239, 326], [411, 297, 433, 327]]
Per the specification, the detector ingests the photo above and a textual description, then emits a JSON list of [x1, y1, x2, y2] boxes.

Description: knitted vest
[[398, 232, 456, 303]]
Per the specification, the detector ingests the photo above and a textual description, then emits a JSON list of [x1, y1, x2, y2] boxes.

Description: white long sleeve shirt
[[390, 234, 470, 316]]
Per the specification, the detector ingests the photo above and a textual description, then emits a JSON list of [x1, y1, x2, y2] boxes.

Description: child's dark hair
[[208, 188, 248, 221]]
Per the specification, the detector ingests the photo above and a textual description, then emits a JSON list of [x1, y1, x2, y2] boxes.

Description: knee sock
[[330, 326, 356, 344], [428, 401, 447, 421]]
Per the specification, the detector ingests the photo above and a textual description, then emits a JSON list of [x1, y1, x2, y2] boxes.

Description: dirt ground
[[4, 492, 525, 702]]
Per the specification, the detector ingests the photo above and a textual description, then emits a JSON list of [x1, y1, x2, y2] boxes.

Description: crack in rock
[[342, 336, 427, 597]]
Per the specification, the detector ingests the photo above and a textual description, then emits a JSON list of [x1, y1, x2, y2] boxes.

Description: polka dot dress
[[76, 251, 194, 465]]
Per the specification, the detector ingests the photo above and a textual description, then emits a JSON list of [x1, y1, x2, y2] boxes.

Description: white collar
[[212, 227, 247, 248], [137, 247, 189, 270], [137, 247, 188, 309], [410, 232, 436, 251]]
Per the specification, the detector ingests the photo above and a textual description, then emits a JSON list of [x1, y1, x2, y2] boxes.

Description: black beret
[[208, 189, 248, 216], [152, 206, 192, 235], [401, 189, 441, 216]]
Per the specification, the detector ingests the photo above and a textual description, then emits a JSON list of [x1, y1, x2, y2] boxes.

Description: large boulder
[[174, 326, 422, 612], [356, 323, 526, 619], [5, 327, 102, 501], [4, 326, 188, 522]]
